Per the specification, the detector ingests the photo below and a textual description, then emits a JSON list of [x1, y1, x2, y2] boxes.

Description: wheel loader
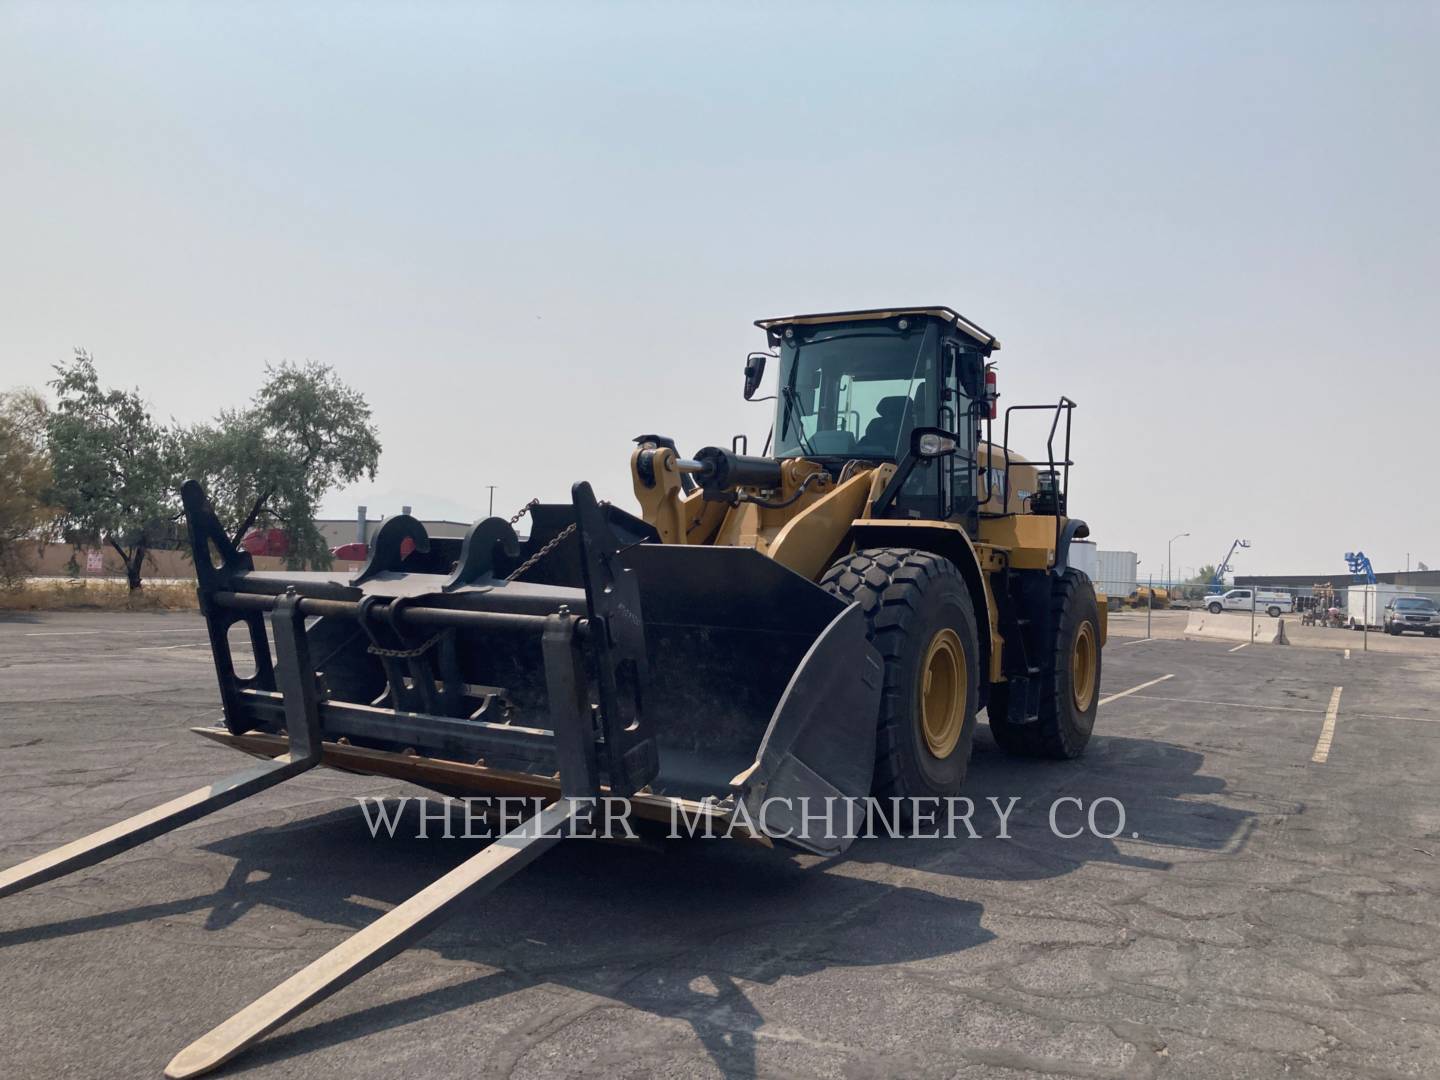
[[0, 305, 1104, 1077]]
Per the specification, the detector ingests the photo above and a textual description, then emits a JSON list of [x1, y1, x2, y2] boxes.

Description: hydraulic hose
[[738, 470, 827, 510]]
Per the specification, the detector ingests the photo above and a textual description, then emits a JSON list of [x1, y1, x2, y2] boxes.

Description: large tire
[[820, 548, 980, 800], [987, 569, 1102, 759]]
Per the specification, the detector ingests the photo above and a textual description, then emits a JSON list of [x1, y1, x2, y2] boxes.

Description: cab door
[[941, 340, 981, 529]]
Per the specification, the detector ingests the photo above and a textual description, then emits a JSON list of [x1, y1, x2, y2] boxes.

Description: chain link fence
[[1087, 575, 1440, 644]]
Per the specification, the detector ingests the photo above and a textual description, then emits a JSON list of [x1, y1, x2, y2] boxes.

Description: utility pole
[[487, 485, 496, 518], [1168, 531, 1190, 587]]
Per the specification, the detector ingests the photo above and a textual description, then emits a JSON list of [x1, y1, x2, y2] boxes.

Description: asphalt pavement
[[2, 610, 1439, 1079]]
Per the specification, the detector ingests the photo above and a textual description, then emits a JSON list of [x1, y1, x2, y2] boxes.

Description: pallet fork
[[0, 592, 328, 903]]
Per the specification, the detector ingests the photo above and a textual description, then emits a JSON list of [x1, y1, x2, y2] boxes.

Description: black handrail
[[978, 396, 1077, 559]]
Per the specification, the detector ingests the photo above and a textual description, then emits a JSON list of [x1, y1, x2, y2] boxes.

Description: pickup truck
[[1205, 589, 1293, 617], [1383, 595, 1440, 637]]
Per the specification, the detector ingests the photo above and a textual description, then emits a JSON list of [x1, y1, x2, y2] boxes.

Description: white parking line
[[1115, 637, 1152, 646], [24, 628, 207, 637], [1350, 712, 1440, 724], [1228, 642, 1250, 652], [1099, 673, 1174, 706], [1128, 693, 1323, 715], [1311, 686, 1344, 763], [136, 643, 206, 651]]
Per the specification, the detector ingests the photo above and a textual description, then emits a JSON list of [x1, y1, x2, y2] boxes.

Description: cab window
[[774, 324, 937, 460]]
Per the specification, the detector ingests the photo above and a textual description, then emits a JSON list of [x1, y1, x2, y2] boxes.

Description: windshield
[[1395, 597, 1437, 611], [773, 323, 937, 459]]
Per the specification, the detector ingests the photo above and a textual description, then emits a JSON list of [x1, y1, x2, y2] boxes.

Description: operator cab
[[751, 307, 999, 524]]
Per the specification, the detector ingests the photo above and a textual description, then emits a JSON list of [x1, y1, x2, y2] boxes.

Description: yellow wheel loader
[[0, 305, 1104, 1077]]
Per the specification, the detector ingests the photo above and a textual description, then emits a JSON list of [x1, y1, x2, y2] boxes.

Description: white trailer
[[1095, 550, 1138, 596], [1346, 584, 1402, 630], [1069, 540, 1099, 583]]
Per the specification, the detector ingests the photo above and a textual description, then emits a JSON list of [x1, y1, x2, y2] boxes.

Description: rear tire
[[1267, 606, 1281, 618], [821, 548, 980, 800], [987, 569, 1103, 759]]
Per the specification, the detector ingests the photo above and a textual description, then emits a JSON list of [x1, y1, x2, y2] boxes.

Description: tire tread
[[821, 547, 973, 798]]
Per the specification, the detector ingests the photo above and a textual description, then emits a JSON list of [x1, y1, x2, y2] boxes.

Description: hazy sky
[[3, 2, 1436, 578]]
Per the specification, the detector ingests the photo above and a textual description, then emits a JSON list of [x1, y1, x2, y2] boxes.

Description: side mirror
[[743, 353, 767, 400], [910, 425, 958, 459]]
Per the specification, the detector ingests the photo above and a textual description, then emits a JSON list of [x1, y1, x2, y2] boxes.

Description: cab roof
[[755, 306, 1000, 351]]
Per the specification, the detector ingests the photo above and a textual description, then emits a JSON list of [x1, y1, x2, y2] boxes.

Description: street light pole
[[1168, 532, 1190, 588]]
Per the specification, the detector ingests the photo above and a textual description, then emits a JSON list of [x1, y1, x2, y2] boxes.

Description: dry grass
[[0, 578, 198, 611]]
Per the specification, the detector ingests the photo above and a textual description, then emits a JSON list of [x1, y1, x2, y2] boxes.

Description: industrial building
[[1236, 570, 1440, 594], [315, 505, 471, 552]]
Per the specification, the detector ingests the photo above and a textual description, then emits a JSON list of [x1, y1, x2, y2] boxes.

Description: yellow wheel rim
[[919, 628, 966, 759], [1071, 621, 1097, 712]]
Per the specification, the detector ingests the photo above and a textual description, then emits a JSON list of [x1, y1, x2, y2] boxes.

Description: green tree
[[0, 389, 55, 587], [46, 351, 179, 590], [183, 361, 380, 569], [1189, 564, 1219, 585]]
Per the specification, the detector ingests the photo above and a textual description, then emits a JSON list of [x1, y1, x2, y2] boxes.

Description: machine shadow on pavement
[[0, 798, 989, 1078], [0, 729, 1253, 1078], [836, 731, 1258, 882]]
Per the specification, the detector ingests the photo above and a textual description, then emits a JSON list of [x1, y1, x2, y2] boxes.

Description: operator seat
[[861, 395, 913, 457]]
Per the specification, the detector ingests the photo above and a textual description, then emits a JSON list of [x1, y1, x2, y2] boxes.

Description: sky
[[2, 1, 1436, 579]]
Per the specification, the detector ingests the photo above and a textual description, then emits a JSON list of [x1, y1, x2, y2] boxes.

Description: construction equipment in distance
[[1127, 585, 1169, 609], [1345, 550, 1377, 584], [1209, 538, 1252, 591], [0, 305, 1105, 1077]]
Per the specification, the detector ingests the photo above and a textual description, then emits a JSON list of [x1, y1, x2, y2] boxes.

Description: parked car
[[240, 527, 289, 558], [1383, 595, 1440, 637], [1205, 588, 1293, 618]]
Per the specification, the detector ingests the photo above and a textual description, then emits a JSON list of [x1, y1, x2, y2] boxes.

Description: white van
[[1205, 589, 1293, 617]]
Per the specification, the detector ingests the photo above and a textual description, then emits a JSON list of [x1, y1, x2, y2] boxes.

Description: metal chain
[[503, 498, 610, 582], [506, 522, 577, 581], [367, 631, 445, 660], [508, 498, 539, 526]]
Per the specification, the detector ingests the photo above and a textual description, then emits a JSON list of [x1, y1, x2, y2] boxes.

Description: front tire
[[1208, 602, 1223, 614], [821, 548, 980, 800], [988, 569, 1103, 759]]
